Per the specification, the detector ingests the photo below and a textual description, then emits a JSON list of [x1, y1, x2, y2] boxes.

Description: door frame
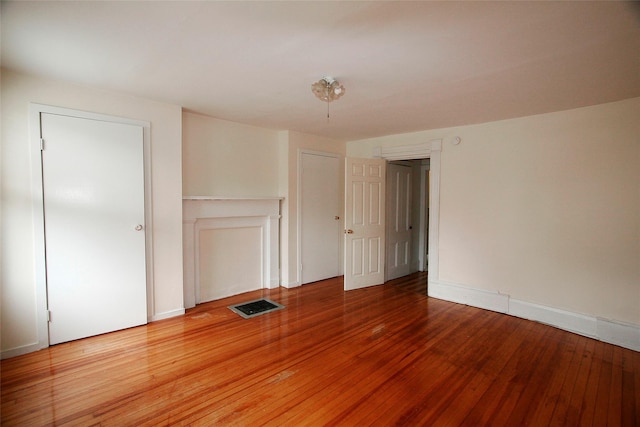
[[418, 161, 430, 272], [372, 139, 442, 285], [29, 103, 153, 350], [297, 149, 343, 285]]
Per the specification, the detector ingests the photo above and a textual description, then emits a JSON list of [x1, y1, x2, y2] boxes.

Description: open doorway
[[343, 139, 442, 294], [385, 159, 429, 282], [373, 139, 441, 295]]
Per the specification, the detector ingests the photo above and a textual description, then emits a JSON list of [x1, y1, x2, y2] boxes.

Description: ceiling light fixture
[[311, 76, 345, 120]]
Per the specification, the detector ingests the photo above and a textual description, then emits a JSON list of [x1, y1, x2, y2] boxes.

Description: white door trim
[[374, 140, 442, 283], [296, 149, 342, 285], [29, 103, 153, 350], [418, 162, 430, 272]]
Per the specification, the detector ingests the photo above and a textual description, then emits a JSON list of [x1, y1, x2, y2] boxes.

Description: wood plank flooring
[[2, 272, 638, 426]]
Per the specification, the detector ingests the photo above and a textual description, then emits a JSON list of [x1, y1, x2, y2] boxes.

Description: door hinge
[[40, 138, 45, 151], [47, 310, 51, 322]]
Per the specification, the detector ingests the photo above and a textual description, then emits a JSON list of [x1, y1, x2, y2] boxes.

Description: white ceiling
[[2, 1, 639, 141]]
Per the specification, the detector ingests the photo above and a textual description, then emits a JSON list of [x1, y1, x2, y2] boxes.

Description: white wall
[[182, 111, 281, 197], [1, 69, 184, 357], [348, 98, 640, 347]]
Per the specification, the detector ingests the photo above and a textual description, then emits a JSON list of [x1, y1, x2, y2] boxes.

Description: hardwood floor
[[2, 272, 638, 426]]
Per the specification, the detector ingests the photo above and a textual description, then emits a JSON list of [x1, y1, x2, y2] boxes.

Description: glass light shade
[[312, 78, 345, 102]]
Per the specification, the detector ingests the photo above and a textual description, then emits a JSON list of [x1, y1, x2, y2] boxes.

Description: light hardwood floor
[[2, 272, 638, 426]]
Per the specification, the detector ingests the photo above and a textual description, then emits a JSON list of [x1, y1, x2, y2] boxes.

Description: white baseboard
[[151, 308, 185, 322], [428, 280, 509, 314], [1, 342, 42, 360], [2, 310, 187, 359], [429, 280, 640, 352], [282, 281, 301, 288], [597, 318, 640, 352], [268, 280, 279, 289], [509, 299, 598, 338]]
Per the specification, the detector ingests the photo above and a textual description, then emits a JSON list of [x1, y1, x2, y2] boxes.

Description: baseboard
[[151, 308, 185, 322], [597, 318, 640, 352], [509, 299, 598, 338], [282, 281, 301, 289], [4, 309, 187, 359], [268, 279, 280, 289], [1, 342, 42, 360], [428, 280, 640, 352], [428, 280, 509, 314]]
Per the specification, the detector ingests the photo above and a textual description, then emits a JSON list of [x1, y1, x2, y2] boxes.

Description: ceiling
[[2, 1, 639, 141]]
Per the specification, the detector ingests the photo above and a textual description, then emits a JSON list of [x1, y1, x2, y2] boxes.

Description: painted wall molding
[[429, 279, 509, 314], [429, 279, 640, 352], [1, 342, 41, 360], [373, 142, 432, 160], [151, 308, 186, 322], [282, 281, 302, 289]]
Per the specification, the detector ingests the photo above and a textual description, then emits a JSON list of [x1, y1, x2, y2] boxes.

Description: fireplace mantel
[[183, 197, 283, 309]]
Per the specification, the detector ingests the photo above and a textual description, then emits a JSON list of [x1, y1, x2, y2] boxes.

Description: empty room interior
[[1, 1, 639, 425]]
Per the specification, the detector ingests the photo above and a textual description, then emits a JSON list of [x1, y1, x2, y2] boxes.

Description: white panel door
[[301, 152, 341, 284], [41, 113, 147, 345], [344, 158, 385, 291], [386, 163, 412, 280]]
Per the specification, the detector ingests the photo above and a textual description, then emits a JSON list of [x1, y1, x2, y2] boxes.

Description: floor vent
[[228, 298, 285, 319]]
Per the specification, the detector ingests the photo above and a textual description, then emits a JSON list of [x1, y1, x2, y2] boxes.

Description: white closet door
[[41, 113, 147, 345], [300, 152, 341, 284]]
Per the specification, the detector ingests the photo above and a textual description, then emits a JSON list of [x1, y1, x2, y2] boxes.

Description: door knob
[[334, 216, 340, 220], [345, 229, 354, 234], [135, 224, 144, 231]]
